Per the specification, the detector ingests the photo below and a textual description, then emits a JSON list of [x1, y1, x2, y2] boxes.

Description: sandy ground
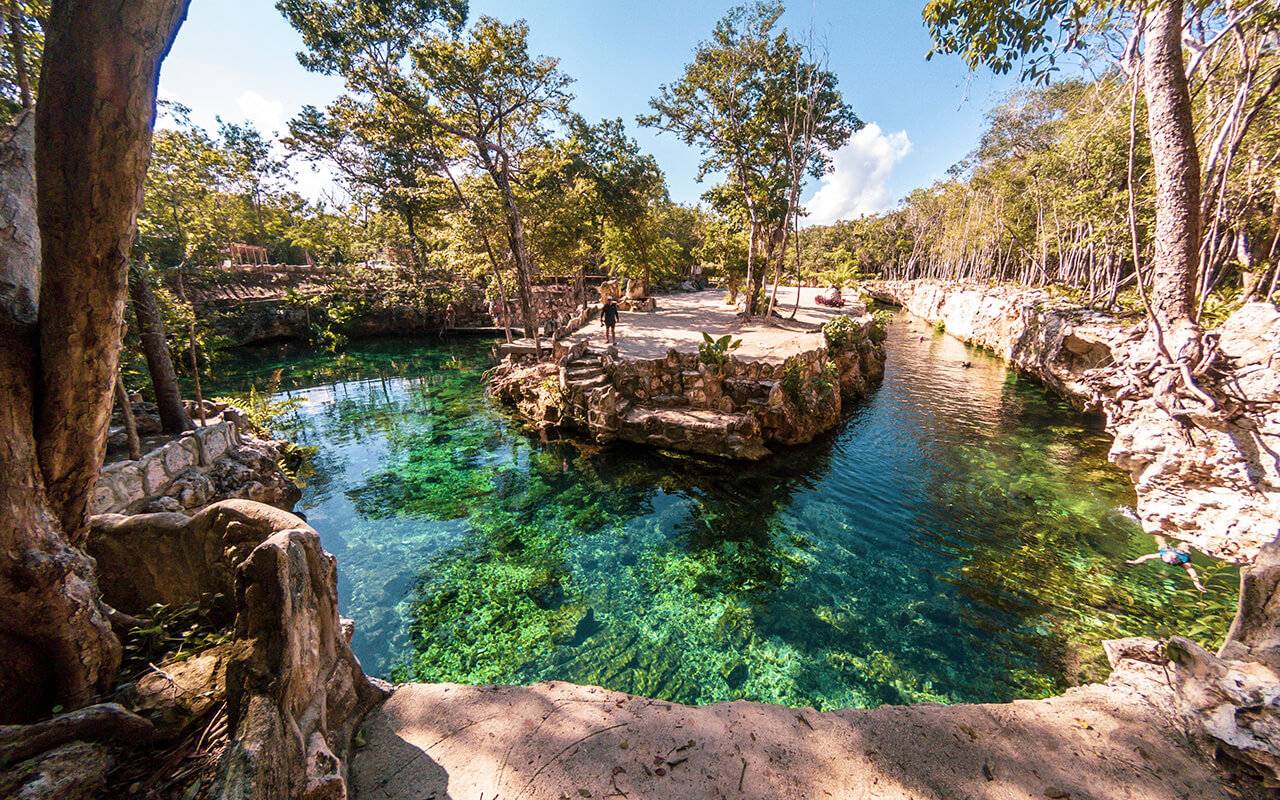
[[565, 288, 850, 362], [351, 671, 1250, 800]]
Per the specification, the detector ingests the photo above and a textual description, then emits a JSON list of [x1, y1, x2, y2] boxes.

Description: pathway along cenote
[[214, 307, 1233, 709]]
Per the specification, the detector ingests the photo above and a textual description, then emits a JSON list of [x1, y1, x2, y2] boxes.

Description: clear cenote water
[[211, 309, 1232, 710]]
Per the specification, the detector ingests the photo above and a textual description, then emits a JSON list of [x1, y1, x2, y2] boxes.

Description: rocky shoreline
[[864, 280, 1280, 565], [487, 299, 886, 460]]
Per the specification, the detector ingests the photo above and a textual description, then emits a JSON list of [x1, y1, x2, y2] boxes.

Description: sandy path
[[351, 668, 1244, 800], [566, 288, 850, 362]]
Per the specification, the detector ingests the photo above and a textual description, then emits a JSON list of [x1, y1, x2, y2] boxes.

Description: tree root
[[0, 702, 155, 767]]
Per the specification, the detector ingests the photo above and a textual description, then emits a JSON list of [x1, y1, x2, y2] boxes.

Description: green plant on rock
[[214, 369, 304, 437], [862, 308, 892, 344], [699, 332, 742, 365], [118, 596, 234, 685], [780, 357, 804, 405], [810, 361, 838, 402], [822, 314, 858, 350], [933, 319, 946, 334]]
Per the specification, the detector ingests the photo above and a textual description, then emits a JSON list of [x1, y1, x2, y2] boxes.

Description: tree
[[0, 0, 43, 119], [643, 1, 856, 317], [286, 96, 443, 262], [0, 0, 190, 722], [279, 1, 574, 344], [128, 261, 194, 434], [218, 118, 288, 256], [923, 0, 1280, 343]]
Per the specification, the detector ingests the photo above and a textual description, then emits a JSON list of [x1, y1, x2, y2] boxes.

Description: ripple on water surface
[[213, 309, 1235, 710]]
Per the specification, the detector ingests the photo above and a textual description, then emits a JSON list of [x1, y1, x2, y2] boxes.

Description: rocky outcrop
[[85, 500, 386, 800], [866, 280, 1280, 564], [217, 522, 388, 800], [88, 499, 315, 619], [489, 311, 885, 459], [1155, 532, 1280, 784], [93, 409, 301, 518]]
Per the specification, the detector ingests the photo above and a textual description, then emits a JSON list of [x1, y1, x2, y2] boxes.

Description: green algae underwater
[[212, 310, 1235, 711]]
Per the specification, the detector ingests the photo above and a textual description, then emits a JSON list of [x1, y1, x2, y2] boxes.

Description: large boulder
[[88, 499, 313, 618]]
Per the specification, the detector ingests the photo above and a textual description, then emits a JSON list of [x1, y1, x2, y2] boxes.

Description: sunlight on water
[[212, 309, 1235, 710]]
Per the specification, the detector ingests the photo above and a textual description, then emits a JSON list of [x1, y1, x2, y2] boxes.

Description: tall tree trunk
[[128, 263, 193, 434], [35, 0, 191, 540], [0, 0, 190, 722], [1142, 4, 1200, 332], [485, 150, 540, 349]]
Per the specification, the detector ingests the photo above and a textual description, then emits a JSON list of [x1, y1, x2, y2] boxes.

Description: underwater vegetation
[[213, 318, 1235, 710]]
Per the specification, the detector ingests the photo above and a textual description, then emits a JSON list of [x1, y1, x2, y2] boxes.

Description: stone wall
[[491, 311, 886, 460], [93, 410, 300, 517], [864, 279, 1280, 564]]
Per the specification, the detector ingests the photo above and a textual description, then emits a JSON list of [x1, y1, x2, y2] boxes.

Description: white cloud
[[236, 90, 286, 137], [803, 123, 911, 226]]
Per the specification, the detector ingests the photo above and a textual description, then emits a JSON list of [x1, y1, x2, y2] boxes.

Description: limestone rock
[[0, 742, 113, 800], [865, 280, 1279, 564], [88, 499, 313, 618], [215, 526, 388, 800], [121, 642, 231, 735]]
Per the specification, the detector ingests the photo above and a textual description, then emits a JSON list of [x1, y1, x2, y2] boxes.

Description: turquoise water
[[213, 311, 1233, 709]]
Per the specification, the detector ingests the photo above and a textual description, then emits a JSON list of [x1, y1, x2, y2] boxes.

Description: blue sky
[[158, 0, 1018, 224]]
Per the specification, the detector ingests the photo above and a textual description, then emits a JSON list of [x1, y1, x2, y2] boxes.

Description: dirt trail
[[352, 661, 1249, 800]]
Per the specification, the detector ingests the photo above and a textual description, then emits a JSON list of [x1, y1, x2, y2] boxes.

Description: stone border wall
[[93, 419, 241, 516], [543, 313, 885, 458]]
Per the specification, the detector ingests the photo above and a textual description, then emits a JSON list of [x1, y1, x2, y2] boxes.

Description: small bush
[[823, 315, 858, 349], [780, 357, 805, 404], [815, 292, 845, 308], [699, 332, 742, 364]]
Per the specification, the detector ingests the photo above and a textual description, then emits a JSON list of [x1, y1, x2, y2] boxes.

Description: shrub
[[815, 292, 845, 308], [823, 315, 858, 349], [780, 357, 805, 404], [699, 332, 742, 364]]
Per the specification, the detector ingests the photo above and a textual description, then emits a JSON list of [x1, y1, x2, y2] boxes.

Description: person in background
[[1126, 536, 1206, 592], [444, 303, 457, 330], [601, 296, 619, 345]]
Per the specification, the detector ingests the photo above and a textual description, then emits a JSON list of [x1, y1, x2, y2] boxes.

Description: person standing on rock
[[1126, 537, 1206, 592], [602, 296, 619, 345]]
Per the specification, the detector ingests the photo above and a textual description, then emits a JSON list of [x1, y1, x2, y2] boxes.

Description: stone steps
[[568, 373, 610, 390]]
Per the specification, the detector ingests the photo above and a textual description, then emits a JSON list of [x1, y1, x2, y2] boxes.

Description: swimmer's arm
[[1125, 553, 1161, 565]]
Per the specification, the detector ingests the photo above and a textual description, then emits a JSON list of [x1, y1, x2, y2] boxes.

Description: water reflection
[[210, 314, 1233, 710]]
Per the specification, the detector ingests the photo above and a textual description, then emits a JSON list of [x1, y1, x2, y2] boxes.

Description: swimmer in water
[[1126, 536, 1205, 592]]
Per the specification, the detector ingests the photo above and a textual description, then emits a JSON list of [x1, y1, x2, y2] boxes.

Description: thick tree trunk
[[128, 264, 194, 434], [35, 0, 192, 540], [0, 0, 190, 722], [1142, 5, 1200, 332], [0, 112, 120, 722]]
